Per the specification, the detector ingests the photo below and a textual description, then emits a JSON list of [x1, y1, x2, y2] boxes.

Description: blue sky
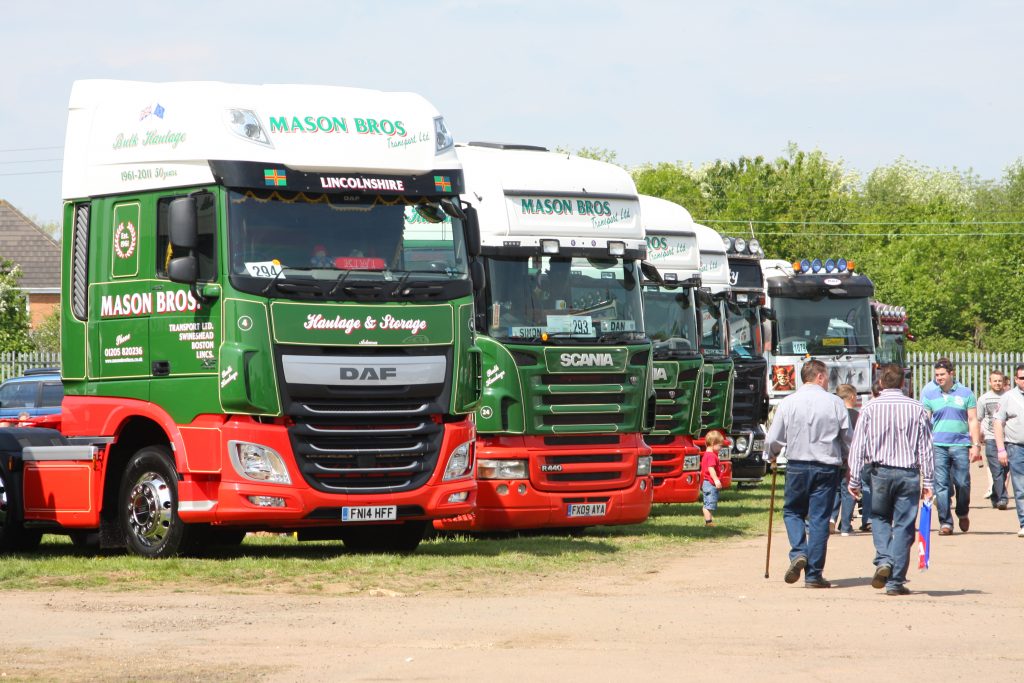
[[2, 0, 1022, 226]]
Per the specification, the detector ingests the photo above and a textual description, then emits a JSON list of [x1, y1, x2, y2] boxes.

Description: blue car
[[0, 369, 63, 419]]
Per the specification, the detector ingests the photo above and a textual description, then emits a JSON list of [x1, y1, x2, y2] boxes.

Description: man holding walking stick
[[765, 359, 852, 588], [848, 364, 934, 596]]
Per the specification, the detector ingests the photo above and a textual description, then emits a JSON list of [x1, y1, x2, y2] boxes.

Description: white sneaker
[[1018, 527, 1024, 538]]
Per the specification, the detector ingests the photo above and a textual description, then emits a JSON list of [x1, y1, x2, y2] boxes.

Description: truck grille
[[535, 373, 631, 432], [731, 358, 767, 430], [278, 346, 451, 494], [533, 448, 633, 492]]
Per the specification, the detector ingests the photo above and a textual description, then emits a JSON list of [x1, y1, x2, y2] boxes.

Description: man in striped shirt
[[848, 364, 934, 596]]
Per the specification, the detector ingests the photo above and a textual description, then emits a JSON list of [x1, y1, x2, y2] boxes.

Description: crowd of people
[[757, 357, 1023, 595]]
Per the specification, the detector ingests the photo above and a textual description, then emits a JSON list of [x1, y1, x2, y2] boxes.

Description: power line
[[0, 145, 62, 153], [0, 158, 62, 165], [750, 231, 1024, 237], [0, 169, 61, 177], [701, 218, 1024, 226]]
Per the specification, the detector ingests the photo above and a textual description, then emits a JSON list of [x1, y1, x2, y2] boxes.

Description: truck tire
[[340, 521, 427, 553], [118, 445, 198, 558], [0, 461, 42, 552]]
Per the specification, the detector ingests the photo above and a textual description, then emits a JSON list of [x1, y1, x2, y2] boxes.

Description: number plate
[[341, 505, 397, 522], [567, 503, 607, 518], [752, 439, 765, 451]]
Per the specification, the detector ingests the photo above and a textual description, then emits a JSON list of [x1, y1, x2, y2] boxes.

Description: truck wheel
[[0, 461, 42, 552], [340, 521, 427, 553], [119, 446, 197, 558]]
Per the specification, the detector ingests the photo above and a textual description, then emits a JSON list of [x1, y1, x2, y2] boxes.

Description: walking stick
[[764, 462, 778, 579]]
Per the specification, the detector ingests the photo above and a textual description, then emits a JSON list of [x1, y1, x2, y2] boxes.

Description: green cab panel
[[219, 298, 281, 415], [270, 301, 454, 347], [701, 359, 735, 433], [651, 357, 704, 437]]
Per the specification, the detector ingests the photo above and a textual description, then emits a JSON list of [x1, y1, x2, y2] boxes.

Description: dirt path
[[4, 473, 1023, 681]]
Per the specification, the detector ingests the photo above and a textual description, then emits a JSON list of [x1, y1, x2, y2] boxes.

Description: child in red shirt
[[701, 430, 725, 526]]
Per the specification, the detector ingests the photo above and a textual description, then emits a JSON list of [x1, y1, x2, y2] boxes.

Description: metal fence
[[0, 351, 61, 382], [908, 351, 1024, 398]]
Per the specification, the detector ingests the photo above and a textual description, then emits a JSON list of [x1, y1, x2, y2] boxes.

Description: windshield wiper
[[260, 266, 319, 296], [596, 330, 644, 344]]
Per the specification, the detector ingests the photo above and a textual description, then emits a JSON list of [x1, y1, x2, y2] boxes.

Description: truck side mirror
[[169, 196, 198, 249], [470, 260, 486, 293], [463, 204, 481, 258], [640, 261, 662, 283], [760, 306, 775, 321], [168, 255, 198, 284]]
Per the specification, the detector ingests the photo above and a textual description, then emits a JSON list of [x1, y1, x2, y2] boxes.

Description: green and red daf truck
[[0, 80, 483, 556], [436, 143, 655, 532]]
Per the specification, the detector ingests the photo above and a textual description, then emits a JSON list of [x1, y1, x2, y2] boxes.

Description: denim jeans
[[869, 465, 921, 590], [1005, 443, 1024, 528], [859, 469, 873, 530], [831, 477, 856, 533], [985, 439, 1010, 506], [783, 460, 841, 582], [933, 444, 971, 528]]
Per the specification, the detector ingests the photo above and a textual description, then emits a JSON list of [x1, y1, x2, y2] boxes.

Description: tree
[[0, 259, 33, 353], [30, 309, 60, 353]]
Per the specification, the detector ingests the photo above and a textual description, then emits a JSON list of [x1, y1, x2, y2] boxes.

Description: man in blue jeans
[[993, 364, 1024, 538], [920, 357, 982, 535], [766, 359, 852, 588], [848, 364, 934, 595]]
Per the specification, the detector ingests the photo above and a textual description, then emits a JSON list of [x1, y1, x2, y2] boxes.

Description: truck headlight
[[228, 441, 291, 484], [443, 440, 474, 481], [636, 456, 653, 476], [477, 458, 528, 480], [735, 435, 749, 453], [683, 455, 700, 471]]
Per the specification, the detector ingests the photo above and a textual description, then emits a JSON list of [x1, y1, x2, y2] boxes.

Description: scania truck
[[638, 195, 704, 503], [723, 236, 768, 484], [763, 258, 876, 407], [872, 302, 913, 396], [436, 142, 654, 532], [0, 80, 482, 556]]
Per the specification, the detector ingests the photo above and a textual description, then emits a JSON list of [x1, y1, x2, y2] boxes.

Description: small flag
[[154, 103, 165, 119], [264, 168, 287, 187], [434, 175, 452, 192], [918, 498, 932, 570]]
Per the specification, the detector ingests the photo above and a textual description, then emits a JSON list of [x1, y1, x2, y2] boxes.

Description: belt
[[872, 464, 919, 472]]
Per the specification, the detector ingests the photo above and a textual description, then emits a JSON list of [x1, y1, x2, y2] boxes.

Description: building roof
[[0, 200, 60, 290]]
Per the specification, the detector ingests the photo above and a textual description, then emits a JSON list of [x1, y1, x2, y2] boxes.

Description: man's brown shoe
[[784, 556, 807, 584], [939, 526, 953, 536], [959, 516, 970, 532], [871, 564, 892, 590]]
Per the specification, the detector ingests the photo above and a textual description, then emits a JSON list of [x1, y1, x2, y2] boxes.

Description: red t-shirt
[[701, 450, 722, 485]]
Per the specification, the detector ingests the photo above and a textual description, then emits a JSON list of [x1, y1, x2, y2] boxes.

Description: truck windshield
[[643, 286, 699, 357], [486, 255, 645, 343], [698, 292, 728, 356], [227, 190, 469, 293], [727, 301, 763, 358], [773, 296, 874, 355]]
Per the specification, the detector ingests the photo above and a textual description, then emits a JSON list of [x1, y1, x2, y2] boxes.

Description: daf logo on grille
[[340, 367, 397, 381], [541, 464, 563, 472]]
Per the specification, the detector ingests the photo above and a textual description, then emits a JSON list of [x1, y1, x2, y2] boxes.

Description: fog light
[[247, 495, 286, 507], [517, 484, 528, 495], [496, 484, 509, 496], [447, 491, 469, 503], [640, 479, 648, 491]]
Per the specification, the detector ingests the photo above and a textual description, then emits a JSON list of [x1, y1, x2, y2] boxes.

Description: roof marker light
[[824, 258, 836, 273], [811, 258, 822, 273], [722, 236, 734, 252], [735, 238, 747, 253], [541, 239, 560, 254], [749, 238, 760, 254], [800, 259, 811, 273], [608, 241, 625, 256], [837, 258, 848, 272]]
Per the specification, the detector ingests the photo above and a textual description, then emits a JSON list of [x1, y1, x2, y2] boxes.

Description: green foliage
[[634, 146, 1024, 351], [31, 308, 60, 353], [0, 259, 33, 353]]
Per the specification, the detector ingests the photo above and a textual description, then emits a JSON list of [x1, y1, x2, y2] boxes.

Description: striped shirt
[[849, 389, 935, 489], [920, 380, 977, 446]]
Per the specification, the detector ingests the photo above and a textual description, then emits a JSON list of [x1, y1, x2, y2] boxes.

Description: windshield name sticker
[[509, 326, 543, 338], [245, 261, 285, 278], [546, 315, 594, 337], [822, 337, 845, 347], [319, 176, 406, 192], [603, 320, 636, 332], [792, 340, 808, 354]]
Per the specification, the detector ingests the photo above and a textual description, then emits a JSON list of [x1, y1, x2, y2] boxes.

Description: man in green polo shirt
[[920, 357, 982, 535]]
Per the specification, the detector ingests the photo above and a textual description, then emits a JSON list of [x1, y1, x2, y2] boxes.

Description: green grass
[[0, 477, 781, 594]]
